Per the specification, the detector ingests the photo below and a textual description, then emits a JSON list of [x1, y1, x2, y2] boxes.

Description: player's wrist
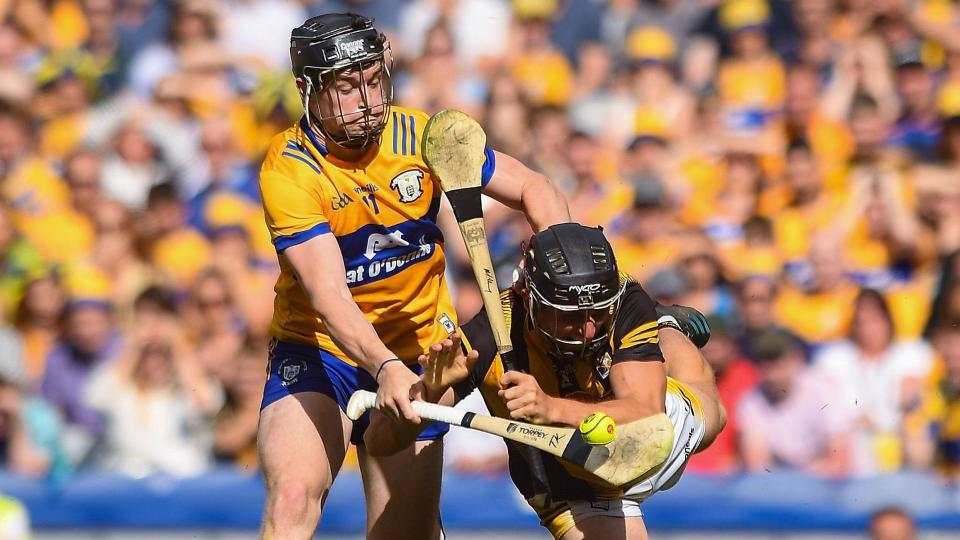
[[375, 358, 404, 384], [422, 381, 447, 403]]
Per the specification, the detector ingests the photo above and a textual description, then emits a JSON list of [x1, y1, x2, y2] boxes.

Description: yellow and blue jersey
[[259, 106, 495, 365]]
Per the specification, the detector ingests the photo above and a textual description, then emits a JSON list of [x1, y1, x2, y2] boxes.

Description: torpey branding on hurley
[[516, 425, 548, 440]]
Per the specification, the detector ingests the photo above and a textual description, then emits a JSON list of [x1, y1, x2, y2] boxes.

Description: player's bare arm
[[482, 150, 571, 231], [283, 233, 422, 422], [498, 360, 667, 426]]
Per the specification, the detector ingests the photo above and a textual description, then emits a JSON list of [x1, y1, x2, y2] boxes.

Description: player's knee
[[267, 478, 323, 524]]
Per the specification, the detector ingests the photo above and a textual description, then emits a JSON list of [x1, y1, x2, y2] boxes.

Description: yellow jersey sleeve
[[260, 167, 330, 252]]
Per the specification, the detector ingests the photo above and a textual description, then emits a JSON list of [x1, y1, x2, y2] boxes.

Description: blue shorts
[[261, 339, 449, 446]]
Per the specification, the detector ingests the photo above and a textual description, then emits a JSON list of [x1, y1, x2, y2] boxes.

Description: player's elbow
[[716, 401, 728, 434], [522, 174, 570, 229]]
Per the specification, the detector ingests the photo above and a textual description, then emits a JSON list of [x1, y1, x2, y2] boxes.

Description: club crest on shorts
[[390, 170, 424, 203], [278, 358, 308, 386]]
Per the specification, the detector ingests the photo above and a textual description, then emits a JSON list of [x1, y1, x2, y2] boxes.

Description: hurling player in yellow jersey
[[367, 224, 727, 539], [257, 13, 570, 540]]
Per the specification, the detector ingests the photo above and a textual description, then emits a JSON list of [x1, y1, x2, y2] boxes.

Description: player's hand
[[375, 360, 422, 424], [418, 333, 478, 399], [498, 371, 555, 424]]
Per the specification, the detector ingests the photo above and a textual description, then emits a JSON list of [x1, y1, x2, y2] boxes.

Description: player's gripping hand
[[375, 360, 422, 424], [498, 371, 556, 424], [418, 333, 479, 401], [656, 304, 711, 348]]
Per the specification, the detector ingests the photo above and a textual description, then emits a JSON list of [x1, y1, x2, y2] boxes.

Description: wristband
[[375, 358, 402, 383]]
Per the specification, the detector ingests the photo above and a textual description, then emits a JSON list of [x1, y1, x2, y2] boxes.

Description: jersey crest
[[390, 170, 425, 203]]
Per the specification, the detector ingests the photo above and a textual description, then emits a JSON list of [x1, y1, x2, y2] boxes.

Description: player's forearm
[[546, 395, 664, 428], [520, 174, 571, 232], [312, 293, 396, 375]]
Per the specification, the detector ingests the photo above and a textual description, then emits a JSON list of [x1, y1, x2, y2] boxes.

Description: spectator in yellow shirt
[[776, 232, 860, 344], [510, 0, 574, 106]]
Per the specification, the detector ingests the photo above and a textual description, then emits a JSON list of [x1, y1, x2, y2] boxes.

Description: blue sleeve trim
[[281, 152, 322, 175], [480, 147, 496, 187], [273, 222, 331, 252]]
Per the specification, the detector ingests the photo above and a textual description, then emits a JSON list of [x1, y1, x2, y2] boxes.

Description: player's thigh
[[559, 515, 649, 540], [259, 392, 352, 502], [358, 438, 445, 540]]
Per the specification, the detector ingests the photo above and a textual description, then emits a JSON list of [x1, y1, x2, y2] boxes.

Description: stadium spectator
[[183, 268, 245, 384], [738, 328, 854, 477], [212, 339, 263, 472], [814, 289, 933, 475], [39, 265, 120, 465], [869, 507, 918, 540], [906, 323, 960, 479], [85, 318, 221, 477], [14, 273, 65, 386], [688, 315, 759, 474]]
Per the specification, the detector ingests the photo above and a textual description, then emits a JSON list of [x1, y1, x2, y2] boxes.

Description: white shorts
[[538, 378, 706, 539], [624, 378, 706, 501]]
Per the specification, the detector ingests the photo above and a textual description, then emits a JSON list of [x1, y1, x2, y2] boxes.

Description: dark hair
[[0, 99, 33, 138], [786, 138, 812, 157], [925, 251, 960, 337], [134, 285, 178, 315], [743, 215, 773, 243], [849, 93, 880, 120], [851, 288, 894, 344], [146, 181, 181, 208]]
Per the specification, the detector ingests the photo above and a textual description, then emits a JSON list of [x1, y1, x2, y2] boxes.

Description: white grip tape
[[411, 400, 467, 426], [345, 390, 467, 426]]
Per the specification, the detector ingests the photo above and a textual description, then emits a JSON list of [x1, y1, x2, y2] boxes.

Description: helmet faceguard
[[522, 224, 625, 363], [291, 13, 394, 149]]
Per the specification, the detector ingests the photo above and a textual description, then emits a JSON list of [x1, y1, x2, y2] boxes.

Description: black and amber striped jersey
[[453, 277, 664, 501]]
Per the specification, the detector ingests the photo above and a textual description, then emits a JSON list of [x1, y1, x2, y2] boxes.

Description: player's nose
[[582, 320, 597, 340]]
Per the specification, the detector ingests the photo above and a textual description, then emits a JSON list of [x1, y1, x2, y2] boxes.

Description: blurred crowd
[[2, 0, 960, 486]]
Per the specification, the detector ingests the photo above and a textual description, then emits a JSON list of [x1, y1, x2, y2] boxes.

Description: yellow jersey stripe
[[621, 335, 659, 349], [620, 328, 659, 349], [619, 321, 658, 344]]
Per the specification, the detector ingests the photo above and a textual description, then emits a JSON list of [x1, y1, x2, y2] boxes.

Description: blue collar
[[299, 116, 329, 157]]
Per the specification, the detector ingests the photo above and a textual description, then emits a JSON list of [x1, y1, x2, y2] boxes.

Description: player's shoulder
[[391, 105, 431, 126], [619, 274, 657, 312], [612, 274, 659, 343], [261, 123, 326, 183]]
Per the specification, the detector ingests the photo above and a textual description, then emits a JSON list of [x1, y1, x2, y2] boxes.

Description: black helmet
[[522, 223, 625, 361], [290, 13, 393, 147]]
